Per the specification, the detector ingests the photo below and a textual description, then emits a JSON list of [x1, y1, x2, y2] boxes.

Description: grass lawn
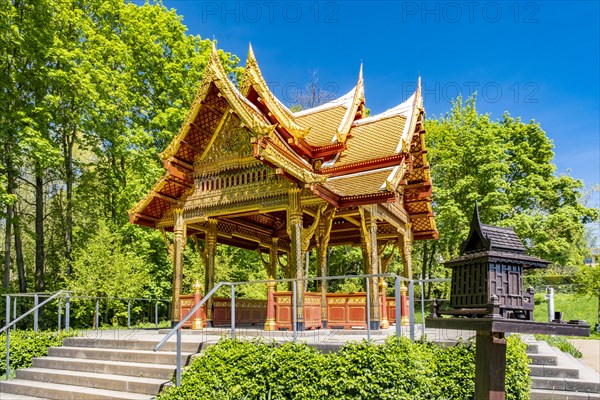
[[534, 293, 599, 338]]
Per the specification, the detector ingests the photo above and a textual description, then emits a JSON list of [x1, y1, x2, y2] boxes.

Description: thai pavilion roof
[[129, 44, 437, 241]]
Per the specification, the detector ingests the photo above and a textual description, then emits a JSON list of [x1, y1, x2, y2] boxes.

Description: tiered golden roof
[[129, 45, 437, 241]]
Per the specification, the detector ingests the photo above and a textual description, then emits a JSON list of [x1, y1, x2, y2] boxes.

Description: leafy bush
[[534, 334, 583, 358], [0, 330, 76, 375], [505, 336, 532, 400], [159, 336, 530, 400]]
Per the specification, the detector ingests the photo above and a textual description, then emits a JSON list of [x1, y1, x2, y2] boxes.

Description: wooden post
[[264, 277, 276, 330], [316, 207, 334, 328], [205, 219, 217, 327], [379, 278, 389, 329], [400, 282, 409, 326], [171, 209, 185, 326], [475, 331, 507, 400], [401, 230, 412, 326], [192, 281, 205, 329], [288, 188, 304, 331], [360, 206, 380, 330]]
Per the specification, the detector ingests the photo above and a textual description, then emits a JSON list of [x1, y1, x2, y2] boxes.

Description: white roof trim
[[353, 92, 415, 127], [327, 166, 394, 181], [292, 87, 355, 117]]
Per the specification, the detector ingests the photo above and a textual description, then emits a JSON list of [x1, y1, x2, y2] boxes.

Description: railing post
[[12, 297, 16, 331], [292, 280, 297, 343], [231, 285, 236, 339], [65, 292, 70, 332], [409, 279, 415, 341], [95, 298, 100, 330], [366, 277, 371, 342], [395, 277, 402, 338], [155, 301, 158, 328], [5, 295, 10, 380], [34, 294, 39, 332], [176, 328, 182, 386], [127, 300, 131, 328], [420, 281, 426, 337], [58, 298, 62, 331], [546, 287, 555, 323]]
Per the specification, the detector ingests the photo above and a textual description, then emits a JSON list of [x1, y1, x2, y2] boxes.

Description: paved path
[[570, 339, 600, 374]]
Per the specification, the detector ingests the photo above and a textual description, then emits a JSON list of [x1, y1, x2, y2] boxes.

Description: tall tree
[[418, 96, 598, 278]]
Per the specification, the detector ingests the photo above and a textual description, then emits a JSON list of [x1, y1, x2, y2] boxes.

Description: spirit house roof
[[448, 203, 548, 268], [129, 44, 437, 242]]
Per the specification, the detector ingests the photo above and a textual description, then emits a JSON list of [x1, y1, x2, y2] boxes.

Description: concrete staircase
[[0, 336, 201, 400], [527, 340, 600, 400]]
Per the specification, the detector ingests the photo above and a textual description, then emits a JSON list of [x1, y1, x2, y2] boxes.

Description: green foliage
[[417, 95, 598, 282], [505, 336, 531, 400], [68, 221, 149, 299], [533, 292, 597, 327], [0, 330, 76, 375], [158, 337, 531, 400], [534, 335, 582, 358], [575, 264, 600, 324]]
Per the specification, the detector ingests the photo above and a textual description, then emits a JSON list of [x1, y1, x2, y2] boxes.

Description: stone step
[[0, 380, 151, 400], [532, 376, 600, 393], [529, 353, 559, 366], [63, 337, 202, 353], [531, 388, 600, 400], [47, 346, 192, 365], [527, 343, 539, 354], [0, 393, 48, 400], [32, 356, 176, 380], [530, 364, 580, 379], [16, 368, 170, 396]]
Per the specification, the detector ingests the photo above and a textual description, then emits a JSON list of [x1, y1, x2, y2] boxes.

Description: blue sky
[[159, 0, 599, 209]]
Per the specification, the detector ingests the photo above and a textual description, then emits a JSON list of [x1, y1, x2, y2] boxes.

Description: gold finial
[[193, 280, 202, 293]]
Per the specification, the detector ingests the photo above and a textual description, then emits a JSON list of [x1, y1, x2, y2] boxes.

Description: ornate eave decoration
[[241, 44, 309, 140]]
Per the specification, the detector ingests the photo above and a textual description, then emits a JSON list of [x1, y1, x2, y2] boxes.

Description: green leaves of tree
[[424, 95, 598, 269]]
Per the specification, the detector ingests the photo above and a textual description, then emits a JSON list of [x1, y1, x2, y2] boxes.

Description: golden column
[[400, 229, 413, 326], [204, 218, 218, 327], [316, 207, 334, 328], [359, 206, 380, 330], [264, 238, 279, 331], [171, 208, 185, 326], [192, 281, 205, 329], [288, 188, 304, 330]]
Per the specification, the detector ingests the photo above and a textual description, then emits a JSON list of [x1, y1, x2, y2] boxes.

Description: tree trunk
[[426, 241, 437, 299], [13, 212, 26, 293], [4, 148, 14, 291], [4, 202, 13, 291], [35, 165, 45, 291], [64, 133, 74, 276]]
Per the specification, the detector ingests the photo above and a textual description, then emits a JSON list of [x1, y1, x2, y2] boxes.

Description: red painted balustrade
[[179, 294, 266, 328], [180, 291, 403, 330], [273, 292, 322, 330]]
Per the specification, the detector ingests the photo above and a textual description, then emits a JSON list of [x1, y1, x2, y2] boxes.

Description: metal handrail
[[154, 281, 230, 386], [1, 291, 65, 334], [153, 272, 436, 387], [2, 290, 66, 380]]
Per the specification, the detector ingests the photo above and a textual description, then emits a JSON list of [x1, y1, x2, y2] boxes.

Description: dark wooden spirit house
[[427, 203, 589, 400], [444, 203, 548, 320]]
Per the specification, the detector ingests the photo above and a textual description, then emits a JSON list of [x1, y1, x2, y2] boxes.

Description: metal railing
[[155, 272, 438, 387], [1, 291, 65, 380], [2, 292, 170, 332]]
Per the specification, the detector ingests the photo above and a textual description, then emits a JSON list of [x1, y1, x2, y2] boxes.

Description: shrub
[[0, 330, 76, 375], [159, 336, 530, 400]]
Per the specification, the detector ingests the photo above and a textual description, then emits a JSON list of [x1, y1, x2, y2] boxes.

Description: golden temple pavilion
[[129, 45, 437, 330]]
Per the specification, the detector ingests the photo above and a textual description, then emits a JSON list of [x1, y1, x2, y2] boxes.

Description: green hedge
[[524, 274, 575, 288], [159, 336, 530, 400], [0, 330, 75, 376]]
